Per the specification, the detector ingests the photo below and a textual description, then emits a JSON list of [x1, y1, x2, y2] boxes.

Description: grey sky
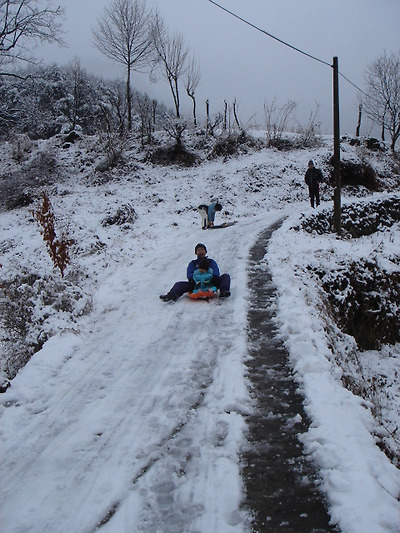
[[37, 0, 400, 135]]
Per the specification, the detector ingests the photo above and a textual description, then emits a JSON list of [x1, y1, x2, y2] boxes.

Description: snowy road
[[1, 140, 400, 533], [1, 213, 277, 533]]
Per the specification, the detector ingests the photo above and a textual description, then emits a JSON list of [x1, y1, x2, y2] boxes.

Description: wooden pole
[[333, 56, 341, 234], [356, 103, 362, 137]]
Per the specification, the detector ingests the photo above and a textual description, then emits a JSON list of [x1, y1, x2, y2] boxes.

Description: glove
[[188, 279, 195, 292]]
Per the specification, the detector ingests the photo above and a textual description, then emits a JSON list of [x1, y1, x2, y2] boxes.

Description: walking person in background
[[304, 160, 323, 208]]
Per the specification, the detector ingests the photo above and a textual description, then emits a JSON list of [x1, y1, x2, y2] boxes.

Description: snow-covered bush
[[301, 195, 400, 236], [10, 134, 34, 162], [208, 131, 263, 160], [302, 196, 400, 350], [0, 149, 60, 211], [315, 258, 400, 350], [148, 143, 198, 167], [333, 159, 379, 190], [26, 150, 58, 179], [102, 204, 137, 227], [298, 198, 400, 465], [0, 271, 92, 380]]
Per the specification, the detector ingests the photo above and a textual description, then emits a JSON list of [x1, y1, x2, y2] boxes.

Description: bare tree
[[62, 58, 90, 131], [185, 55, 200, 127], [136, 92, 154, 146], [150, 10, 189, 119], [97, 100, 128, 168], [101, 80, 128, 138], [223, 100, 228, 130], [163, 117, 187, 145], [264, 97, 297, 144], [92, 0, 152, 131], [0, 0, 64, 77], [363, 50, 400, 151], [232, 99, 241, 130], [297, 103, 321, 147], [205, 99, 222, 136]]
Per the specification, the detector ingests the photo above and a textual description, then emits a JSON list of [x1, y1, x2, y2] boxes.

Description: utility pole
[[333, 56, 341, 235]]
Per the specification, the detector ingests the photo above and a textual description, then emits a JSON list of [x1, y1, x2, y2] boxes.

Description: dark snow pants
[[169, 274, 231, 300], [308, 184, 320, 207]]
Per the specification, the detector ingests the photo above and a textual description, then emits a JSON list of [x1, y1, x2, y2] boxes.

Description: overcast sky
[[37, 0, 400, 135]]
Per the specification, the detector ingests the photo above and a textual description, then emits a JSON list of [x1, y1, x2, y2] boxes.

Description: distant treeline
[[0, 63, 168, 140]]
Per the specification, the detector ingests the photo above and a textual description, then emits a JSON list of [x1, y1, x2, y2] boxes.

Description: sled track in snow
[[243, 221, 339, 532], [93, 385, 210, 531]]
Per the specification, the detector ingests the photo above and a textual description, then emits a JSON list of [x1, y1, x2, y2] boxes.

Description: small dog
[[198, 204, 209, 229]]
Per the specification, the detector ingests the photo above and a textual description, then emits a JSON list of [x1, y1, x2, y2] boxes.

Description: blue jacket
[[208, 202, 217, 223], [187, 257, 220, 280], [193, 267, 215, 291]]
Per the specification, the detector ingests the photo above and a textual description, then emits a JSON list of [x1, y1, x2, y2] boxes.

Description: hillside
[[1, 130, 400, 532]]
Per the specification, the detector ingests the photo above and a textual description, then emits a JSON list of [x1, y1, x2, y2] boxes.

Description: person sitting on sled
[[159, 243, 231, 302], [198, 202, 222, 229], [192, 258, 217, 295]]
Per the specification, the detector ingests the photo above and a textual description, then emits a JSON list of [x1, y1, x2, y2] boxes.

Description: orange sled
[[188, 289, 217, 300]]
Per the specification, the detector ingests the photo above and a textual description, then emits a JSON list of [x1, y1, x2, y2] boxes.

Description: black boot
[[219, 291, 231, 298], [159, 293, 176, 302]]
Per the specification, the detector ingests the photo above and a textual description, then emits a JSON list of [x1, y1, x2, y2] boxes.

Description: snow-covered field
[[1, 132, 399, 532]]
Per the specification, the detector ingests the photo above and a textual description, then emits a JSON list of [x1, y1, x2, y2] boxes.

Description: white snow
[[1, 133, 399, 532]]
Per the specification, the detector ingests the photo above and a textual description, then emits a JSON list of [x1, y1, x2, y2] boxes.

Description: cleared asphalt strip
[[243, 222, 339, 532]]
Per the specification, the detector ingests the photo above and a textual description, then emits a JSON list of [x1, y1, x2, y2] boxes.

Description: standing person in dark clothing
[[304, 160, 323, 208], [159, 243, 231, 302]]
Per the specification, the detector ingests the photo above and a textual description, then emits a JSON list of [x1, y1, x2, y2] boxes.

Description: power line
[[339, 72, 371, 99], [207, 0, 332, 68], [207, 0, 374, 101]]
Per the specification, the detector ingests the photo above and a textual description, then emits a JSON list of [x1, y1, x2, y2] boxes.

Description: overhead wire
[[339, 72, 371, 100], [207, 0, 332, 68], [207, 0, 373, 101]]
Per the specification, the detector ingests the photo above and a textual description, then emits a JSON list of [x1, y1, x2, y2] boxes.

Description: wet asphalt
[[242, 222, 339, 533]]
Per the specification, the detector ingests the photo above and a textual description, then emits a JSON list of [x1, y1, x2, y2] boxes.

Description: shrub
[[301, 195, 400, 237], [148, 144, 198, 167], [208, 131, 262, 160], [102, 204, 137, 226], [328, 158, 379, 191], [0, 271, 92, 379], [11, 134, 33, 162], [34, 193, 74, 277], [315, 260, 400, 350]]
